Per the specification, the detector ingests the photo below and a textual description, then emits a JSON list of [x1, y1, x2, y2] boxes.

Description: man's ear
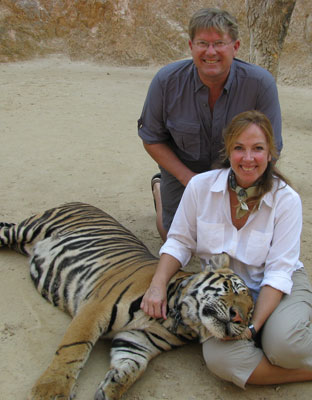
[[233, 39, 240, 56]]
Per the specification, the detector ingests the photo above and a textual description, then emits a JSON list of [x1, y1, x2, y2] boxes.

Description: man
[[138, 8, 282, 241]]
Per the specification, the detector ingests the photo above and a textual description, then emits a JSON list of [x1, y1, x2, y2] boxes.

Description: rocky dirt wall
[[0, 0, 311, 85]]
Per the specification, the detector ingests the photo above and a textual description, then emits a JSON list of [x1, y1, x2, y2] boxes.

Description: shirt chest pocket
[[245, 230, 273, 266], [167, 119, 200, 160], [196, 221, 225, 255]]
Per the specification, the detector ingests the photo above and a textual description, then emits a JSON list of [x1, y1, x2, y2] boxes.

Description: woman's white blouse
[[160, 168, 303, 299]]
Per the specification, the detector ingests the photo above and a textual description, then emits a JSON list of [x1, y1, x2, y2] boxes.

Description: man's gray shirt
[[138, 58, 282, 173], [138, 58, 282, 229]]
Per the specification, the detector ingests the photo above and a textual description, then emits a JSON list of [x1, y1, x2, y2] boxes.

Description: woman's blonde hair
[[220, 110, 291, 207]]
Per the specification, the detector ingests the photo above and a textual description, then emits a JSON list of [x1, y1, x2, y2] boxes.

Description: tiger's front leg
[[28, 302, 107, 400], [94, 330, 164, 400]]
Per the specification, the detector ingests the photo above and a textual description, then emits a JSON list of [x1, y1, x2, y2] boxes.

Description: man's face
[[189, 28, 240, 86]]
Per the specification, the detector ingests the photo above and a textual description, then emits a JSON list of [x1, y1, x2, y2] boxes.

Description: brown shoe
[[151, 173, 161, 210]]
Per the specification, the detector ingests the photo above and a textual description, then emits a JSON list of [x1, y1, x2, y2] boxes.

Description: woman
[[141, 110, 312, 388]]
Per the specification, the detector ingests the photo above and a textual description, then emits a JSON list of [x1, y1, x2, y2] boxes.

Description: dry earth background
[[1, 0, 312, 85], [0, 1, 312, 400]]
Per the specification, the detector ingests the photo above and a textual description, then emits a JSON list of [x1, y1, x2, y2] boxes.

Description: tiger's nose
[[229, 307, 243, 323]]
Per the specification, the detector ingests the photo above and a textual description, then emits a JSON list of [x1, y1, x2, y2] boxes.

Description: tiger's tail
[[0, 222, 16, 245], [0, 221, 30, 255]]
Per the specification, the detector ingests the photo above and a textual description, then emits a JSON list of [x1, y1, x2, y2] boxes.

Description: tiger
[[0, 202, 254, 400]]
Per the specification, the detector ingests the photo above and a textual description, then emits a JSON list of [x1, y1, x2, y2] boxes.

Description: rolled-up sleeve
[[138, 73, 169, 144], [261, 189, 303, 294]]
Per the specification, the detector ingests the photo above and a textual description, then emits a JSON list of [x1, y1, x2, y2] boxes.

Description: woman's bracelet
[[248, 324, 257, 339]]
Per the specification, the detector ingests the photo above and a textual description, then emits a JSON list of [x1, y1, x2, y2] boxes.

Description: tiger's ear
[[203, 253, 231, 272]]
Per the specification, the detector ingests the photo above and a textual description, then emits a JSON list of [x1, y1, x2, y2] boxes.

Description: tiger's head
[[170, 253, 254, 342]]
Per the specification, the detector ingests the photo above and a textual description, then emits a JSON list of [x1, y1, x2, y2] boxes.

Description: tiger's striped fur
[[0, 202, 254, 400]]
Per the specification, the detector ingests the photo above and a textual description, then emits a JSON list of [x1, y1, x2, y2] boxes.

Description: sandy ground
[[0, 55, 311, 400]]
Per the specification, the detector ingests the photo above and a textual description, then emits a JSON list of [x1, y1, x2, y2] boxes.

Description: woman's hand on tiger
[[140, 285, 168, 320]]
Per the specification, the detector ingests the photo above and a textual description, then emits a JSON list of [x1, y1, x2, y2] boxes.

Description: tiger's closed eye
[[202, 306, 216, 317]]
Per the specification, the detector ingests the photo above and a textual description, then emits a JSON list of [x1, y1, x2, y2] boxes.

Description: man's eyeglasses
[[192, 40, 234, 50]]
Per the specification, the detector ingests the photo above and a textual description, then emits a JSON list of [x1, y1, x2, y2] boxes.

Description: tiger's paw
[[27, 373, 76, 400], [93, 368, 131, 400], [94, 385, 116, 400], [94, 387, 107, 400]]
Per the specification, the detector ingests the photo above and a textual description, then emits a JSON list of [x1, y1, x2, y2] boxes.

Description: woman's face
[[229, 123, 272, 188]]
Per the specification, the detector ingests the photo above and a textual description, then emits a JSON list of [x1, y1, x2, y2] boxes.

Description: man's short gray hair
[[188, 8, 239, 41]]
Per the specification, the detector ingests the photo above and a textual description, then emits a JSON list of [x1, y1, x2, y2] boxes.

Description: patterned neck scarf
[[228, 169, 258, 219]]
